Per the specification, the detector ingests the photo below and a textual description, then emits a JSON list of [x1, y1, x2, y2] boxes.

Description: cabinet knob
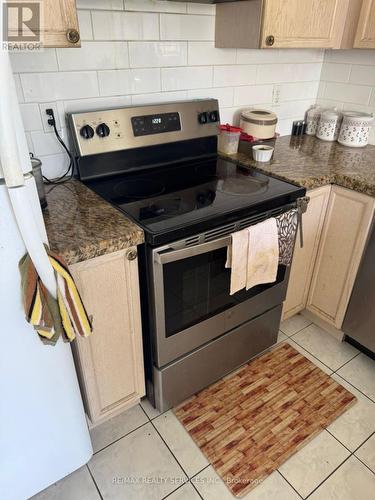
[[126, 249, 137, 261], [266, 35, 275, 46], [66, 29, 80, 44]]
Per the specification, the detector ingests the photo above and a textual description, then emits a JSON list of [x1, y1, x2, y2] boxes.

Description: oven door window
[[162, 246, 285, 338]]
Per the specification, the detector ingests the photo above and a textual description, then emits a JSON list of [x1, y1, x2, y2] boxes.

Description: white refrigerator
[[0, 52, 92, 499]]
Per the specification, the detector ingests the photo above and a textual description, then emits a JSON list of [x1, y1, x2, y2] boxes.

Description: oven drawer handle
[[155, 235, 231, 264]]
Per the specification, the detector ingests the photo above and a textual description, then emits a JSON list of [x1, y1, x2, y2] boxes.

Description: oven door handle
[[155, 235, 231, 264]]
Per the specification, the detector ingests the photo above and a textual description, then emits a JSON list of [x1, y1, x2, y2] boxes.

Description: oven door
[[151, 213, 295, 367]]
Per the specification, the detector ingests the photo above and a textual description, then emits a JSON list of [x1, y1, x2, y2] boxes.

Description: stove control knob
[[208, 110, 219, 122], [80, 124, 94, 139], [198, 112, 208, 124], [96, 123, 110, 138]]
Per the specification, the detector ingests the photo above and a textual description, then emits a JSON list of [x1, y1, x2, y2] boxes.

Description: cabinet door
[[42, 0, 81, 48], [307, 187, 375, 329], [282, 186, 331, 321], [261, 0, 346, 48], [70, 249, 145, 425], [354, 0, 375, 48]]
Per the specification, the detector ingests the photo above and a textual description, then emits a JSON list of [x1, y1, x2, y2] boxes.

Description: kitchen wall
[[318, 49, 375, 144], [11, 0, 323, 178]]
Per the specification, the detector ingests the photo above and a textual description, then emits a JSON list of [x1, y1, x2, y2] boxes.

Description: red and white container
[[218, 124, 242, 155]]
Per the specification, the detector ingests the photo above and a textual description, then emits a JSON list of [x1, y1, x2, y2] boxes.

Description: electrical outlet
[[39, 102, 61, 133], [272, 85, 281, 106]]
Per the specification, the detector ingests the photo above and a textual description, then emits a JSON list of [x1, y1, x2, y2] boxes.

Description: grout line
[[325, 428, 354, 454], [331, 351, 361, 375], [150, 419, 190, 480], [86, 464, 104, 500], [189, 478, 204, 499], [276, 470, 304, 499], [304, 454, 352, 499], [352, 430, 375, 455], [92, 418, 150, 456], [160, 481, 187, 500]]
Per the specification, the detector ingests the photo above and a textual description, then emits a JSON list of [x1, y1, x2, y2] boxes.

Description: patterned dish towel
[[276, 208, 298, 266], [19, 248, 93, 345]]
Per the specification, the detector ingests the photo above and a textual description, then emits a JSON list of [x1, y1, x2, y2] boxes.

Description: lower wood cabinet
[[307, 186, 375, 330], [70, 248, 145, 426], [283, 185, 331, 320]]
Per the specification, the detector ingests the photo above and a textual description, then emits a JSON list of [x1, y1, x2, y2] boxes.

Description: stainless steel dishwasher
[[343, 218, 375, 356]]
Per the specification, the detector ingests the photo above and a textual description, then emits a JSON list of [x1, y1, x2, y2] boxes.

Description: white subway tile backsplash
[[38, 153, 71, 179], [21, 72, 99, 102], [160, 14, 214, 41], [280, 81, 320, 101], [14, 74, 24, 102], [57, 42, 129, 71], [233, 84, 273, 106], [320, 62, 351, 83], [325, 49, 375, 66], [187, 87, 234, 108], [187, 4, 215, 15], [92, 11, 159, 40], [370, 90, 375, 107], [98, 68, 161, 95], [324, 82, 372, 105], [30, 129, 71, 156], [77, 0, 123, 9], [161, 66, 212, 90], [77, 10, 93, 40], [10, 49, 58, 73], [278, 49, 324, 63], [129, 42, 187, 68], [257, 63, 322, 84], [20, 104, 43, 132], [236, 49, 279, 65], [349, 65, 375, 86], [131, 91, 188, 104], [125, 0, 186, 13], [188, 42, 236, 66], [214, 65, 256, 87]]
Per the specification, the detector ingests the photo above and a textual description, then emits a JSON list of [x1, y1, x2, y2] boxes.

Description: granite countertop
[[224, 135, 375, 197], [43, 179, 144, 265]]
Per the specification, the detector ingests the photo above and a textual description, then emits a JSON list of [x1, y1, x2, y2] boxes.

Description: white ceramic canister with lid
[[305, 105, 322, 136], [338, 111, 374, 147], [316, 108, 342, 142]]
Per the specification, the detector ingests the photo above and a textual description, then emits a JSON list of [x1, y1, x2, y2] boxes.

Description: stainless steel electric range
[[69, 99, 306, 411]]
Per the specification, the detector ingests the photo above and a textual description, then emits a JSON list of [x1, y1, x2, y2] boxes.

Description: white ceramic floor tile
[[276, 331, 288, 344], [90, 404, 148, 453], [167, 482, 201, 499], [309, 456, 375, 500], [278, 430, 350, 498], [327, 374, 375, 452], [192, 467, 300, 500], [292, 323, 359, 371], [355, 434, 375, 472], [279, 314, 311, 336], [31, 466, 100, 500], [337, 353, 375, 401], [89, 422, 186, 500], [153, 410, 209, 478], [140, 397, 162, 420], [287, 339, 333, 375]]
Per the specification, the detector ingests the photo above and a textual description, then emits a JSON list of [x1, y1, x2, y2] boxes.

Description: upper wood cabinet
[[70, 248, 145, 426], [354, 0, 375, 48], [216, 0, 361, 49], [282, 186, 331, 321], [307, 186, 375, 330], [5, 0, 82, 48], [41, 0, 81, 47]]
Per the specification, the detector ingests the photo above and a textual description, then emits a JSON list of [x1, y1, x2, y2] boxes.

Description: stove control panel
[[131, 112, 181, 136], [69, 99, 219, 157]]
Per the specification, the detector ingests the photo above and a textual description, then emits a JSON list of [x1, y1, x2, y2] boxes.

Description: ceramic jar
[[338, 111, 374, 148], [305, 106, 322, 136], [316, 109, 342, 142]]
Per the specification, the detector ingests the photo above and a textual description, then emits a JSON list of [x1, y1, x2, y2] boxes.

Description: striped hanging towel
[[19, 248, 93, 345]]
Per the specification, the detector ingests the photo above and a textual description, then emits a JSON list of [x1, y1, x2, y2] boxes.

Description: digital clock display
[[131, 112, 181, 136]]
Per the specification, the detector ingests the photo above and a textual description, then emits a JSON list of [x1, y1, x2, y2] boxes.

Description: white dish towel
[[226, 218, 279, 295]]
